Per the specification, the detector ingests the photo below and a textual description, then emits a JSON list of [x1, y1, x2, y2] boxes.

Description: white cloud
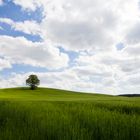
[[0, 36, 69, 69], [0, 70, 118, 95], [0, 18, 14, 25], [125, 23, 140, 44], [0, 0, 3, 5], [13, 20, 41, 35], [0, 0, 140, 94], [0, 58, 12, 71], [13, 0, 39, 11], [40, 0, 139, 51], [0, 18, 41, 36], [1, 0, 140, 51], [40, 0, 118, 51]]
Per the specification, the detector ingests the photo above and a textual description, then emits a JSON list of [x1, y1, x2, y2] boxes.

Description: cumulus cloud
[[125, 43, 140, 56], [40, 0, 139, 52], [0, 18, 41, 36], [13, 0, 39, 11], [125, 23, 140, 44], [0, 0, 140, 94], [0, 58, 12, 71], [0, 18, 14, 25], [0, 36, 69, 69], [40, 0, 118, 51], [4, 0, 139, 51]]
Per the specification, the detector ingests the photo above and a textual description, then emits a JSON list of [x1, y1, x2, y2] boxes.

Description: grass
[[0, 88, 139, 140]]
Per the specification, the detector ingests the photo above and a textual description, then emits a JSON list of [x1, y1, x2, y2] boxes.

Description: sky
[[0, 0, 140, 95]]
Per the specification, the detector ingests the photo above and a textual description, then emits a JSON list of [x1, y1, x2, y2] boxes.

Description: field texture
[[0, 88, 139, 140]]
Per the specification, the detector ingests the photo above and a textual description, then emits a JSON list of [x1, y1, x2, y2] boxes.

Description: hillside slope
[[0, 88, 139, 140], [0, 87, 114, 101]]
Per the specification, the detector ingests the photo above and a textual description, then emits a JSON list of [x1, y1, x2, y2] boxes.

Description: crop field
[[0, 88, 139, 140]]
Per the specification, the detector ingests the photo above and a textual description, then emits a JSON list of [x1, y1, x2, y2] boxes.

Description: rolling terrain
[[0, 88, 139, 140]]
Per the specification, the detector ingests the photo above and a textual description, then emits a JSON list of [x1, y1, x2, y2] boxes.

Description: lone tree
[[26, 75, 40, 90]]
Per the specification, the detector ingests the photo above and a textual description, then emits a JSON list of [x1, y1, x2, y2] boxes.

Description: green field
[[0, 88, 139, 140]]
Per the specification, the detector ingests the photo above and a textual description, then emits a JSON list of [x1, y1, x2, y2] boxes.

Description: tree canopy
[[26, 75, 40, 90]]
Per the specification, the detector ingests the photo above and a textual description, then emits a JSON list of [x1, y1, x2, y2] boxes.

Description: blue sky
[[0, 0, 140, 95], [0, 0, 43, 22], [0, 0, 46, 76], [0, 0, 43, 41], [0, 0, 80, 90]]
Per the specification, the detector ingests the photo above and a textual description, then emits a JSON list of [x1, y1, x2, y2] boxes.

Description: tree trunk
[[31, 85, 36, 90]]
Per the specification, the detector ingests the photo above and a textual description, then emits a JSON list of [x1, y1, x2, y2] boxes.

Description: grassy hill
[[0, 88, 139, 140], [0, 87, 112, 101]]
